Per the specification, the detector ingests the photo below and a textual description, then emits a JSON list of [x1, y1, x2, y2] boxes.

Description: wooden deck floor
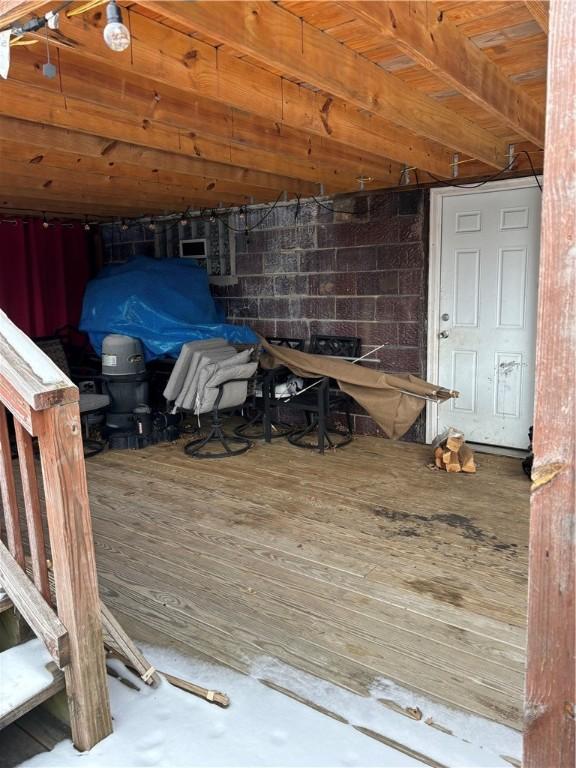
[[86, 436, 529, 731]]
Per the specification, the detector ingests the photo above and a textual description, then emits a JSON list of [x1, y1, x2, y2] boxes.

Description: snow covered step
[[0, 638, 65, 730]]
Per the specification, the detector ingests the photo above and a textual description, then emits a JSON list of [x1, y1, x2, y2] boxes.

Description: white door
[[436, 185, 540, 448]]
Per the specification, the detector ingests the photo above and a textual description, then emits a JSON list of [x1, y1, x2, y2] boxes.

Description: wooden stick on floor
[[161, 671, 230, 708]]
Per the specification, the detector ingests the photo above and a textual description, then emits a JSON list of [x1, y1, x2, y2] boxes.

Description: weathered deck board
[[86, 437, 529, 729]]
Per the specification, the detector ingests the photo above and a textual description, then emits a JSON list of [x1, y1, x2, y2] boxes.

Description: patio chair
[[233, 336, 305, 441], [165, 341, 258, 458], [35, 335, 110, 457], [264, 335, 361, 454]]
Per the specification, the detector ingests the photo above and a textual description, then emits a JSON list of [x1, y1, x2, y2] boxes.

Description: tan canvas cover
[[260, 339, 457, 439]]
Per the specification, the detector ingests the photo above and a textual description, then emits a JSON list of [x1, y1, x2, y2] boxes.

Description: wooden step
[[0, 638, 65, 730], [0, 589, 12, 613]]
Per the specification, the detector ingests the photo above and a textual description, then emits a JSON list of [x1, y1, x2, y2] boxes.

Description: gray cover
[[196, 360, 258, 414], [193, 349, 254, 411], [175, 346, 237, 411]]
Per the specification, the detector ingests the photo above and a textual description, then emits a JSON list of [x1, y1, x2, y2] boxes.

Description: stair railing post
[[36, 401, 112, 751]]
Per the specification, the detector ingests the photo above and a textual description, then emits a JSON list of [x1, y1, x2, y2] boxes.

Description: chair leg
[[81, 413, 107, 458], [234, 407, 293, 440], [184, 409, 253, 459], [263, 383, 272, 443], [318, 390, 326, 455], [345, 404, 353, 436]]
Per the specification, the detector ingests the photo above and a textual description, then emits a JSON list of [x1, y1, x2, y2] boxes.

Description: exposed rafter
[[145, 0, 508, 167], [0, 1, 548, 217], [0, 81, 353, 193], [343, 1, 545, 147], [53, 6, 458, 177], [0, 0, 48, 27], [0, 116, 318, 197], [524, 1, 549, 35]]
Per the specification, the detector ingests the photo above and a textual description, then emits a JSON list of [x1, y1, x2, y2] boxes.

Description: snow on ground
[[22, 645, 521, 768]]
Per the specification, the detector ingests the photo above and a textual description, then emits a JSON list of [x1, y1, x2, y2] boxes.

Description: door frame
[[425, 175, 542, 444]]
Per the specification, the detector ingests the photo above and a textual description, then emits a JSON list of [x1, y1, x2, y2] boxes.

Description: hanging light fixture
[[103, 0, 131, 52]]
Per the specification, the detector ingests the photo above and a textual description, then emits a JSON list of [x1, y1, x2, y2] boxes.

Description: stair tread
[[0, 590, 11, 612], [0, 638, 65, 729]]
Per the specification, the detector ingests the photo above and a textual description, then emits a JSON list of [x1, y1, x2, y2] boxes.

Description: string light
[[83, 216, 91, 231], [68, 152, 541, 237], [103, 0, 130, 52], [42, 213, 49, 229]]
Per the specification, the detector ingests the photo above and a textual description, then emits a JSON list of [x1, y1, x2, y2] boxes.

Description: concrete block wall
[[213, 188, 430, 440]]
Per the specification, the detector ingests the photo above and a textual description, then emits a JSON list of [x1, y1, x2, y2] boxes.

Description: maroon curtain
[[0, 219, 91, 337]]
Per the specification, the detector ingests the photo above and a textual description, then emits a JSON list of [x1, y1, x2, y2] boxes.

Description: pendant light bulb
[[103, 0, 130, 52]]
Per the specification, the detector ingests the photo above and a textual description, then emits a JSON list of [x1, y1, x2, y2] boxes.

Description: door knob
[[438, 331, 449, 339]]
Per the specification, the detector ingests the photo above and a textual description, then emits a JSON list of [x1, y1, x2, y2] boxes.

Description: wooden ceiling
[[0, 0, 548, 219]]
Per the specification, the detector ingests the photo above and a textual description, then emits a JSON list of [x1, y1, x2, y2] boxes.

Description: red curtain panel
[[0, 219, 91, 337]]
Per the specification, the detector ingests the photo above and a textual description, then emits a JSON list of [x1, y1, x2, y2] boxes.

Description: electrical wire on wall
[[0, 146, 543, 231]]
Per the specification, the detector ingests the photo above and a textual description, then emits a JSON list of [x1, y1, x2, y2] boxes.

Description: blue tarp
[[80, 257, 257, 360]]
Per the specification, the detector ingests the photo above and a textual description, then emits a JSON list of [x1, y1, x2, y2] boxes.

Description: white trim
[[425, 176, 542, 444]]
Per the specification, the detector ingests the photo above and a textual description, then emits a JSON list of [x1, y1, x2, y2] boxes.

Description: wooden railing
[[0, 309, 111, 750]]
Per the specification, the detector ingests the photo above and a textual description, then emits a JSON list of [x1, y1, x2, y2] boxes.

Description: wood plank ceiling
[[0, 0, 548, 219]]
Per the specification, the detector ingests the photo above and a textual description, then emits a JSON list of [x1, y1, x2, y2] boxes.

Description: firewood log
[[446, 451, 462, 472], [434, 447, 444, 468], [458, 443, 477, 473]]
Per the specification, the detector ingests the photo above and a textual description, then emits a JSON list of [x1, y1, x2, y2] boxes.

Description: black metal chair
[[233, 337, 304, 441], [264, 335, 360, 454], [35, 335, 110, 457]]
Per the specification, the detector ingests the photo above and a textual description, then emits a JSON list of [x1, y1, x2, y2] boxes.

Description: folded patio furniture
[[163, 337, 229, 401], [166, 343, 258, 459], [260, 338, 456, 440], [165, 342, 256, 415]]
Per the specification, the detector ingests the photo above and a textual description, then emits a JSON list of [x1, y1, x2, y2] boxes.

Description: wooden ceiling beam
[[53, 6, 456, 177], [524, 1, 549, 35], [0, 140, 284, 202], [18, 44, 401, 190], [0, 114, 317, 198], [0, 180, 239, 213], [0, 154, 282, 208], [0, 81, 352, 194], [343, 1, 545, 147], [0, 0, 48, 26], [0, 197, 156, 218], [0, 159, 257, 208], [144, 0, 508, 167]]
